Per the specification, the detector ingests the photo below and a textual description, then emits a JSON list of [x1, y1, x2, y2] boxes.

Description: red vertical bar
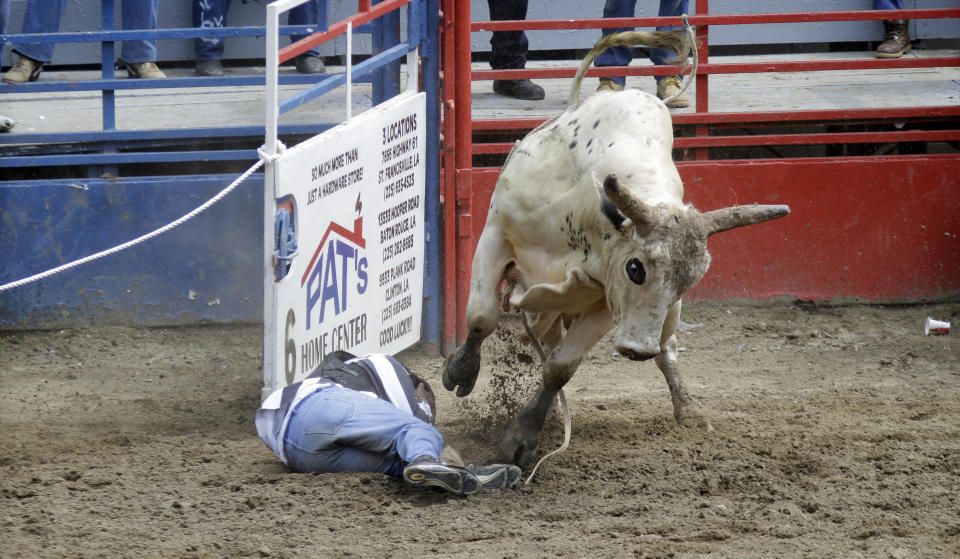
[[358, 0, 370, 12], [452, 0, 474, 345], [694, 0, 709, 161], [441, 0, 459, 352], [454, 0, 473, 173]]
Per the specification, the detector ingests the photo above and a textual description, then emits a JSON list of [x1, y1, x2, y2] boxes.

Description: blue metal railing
[[0, 0, 444, 351], [0, 0, 429, 169]]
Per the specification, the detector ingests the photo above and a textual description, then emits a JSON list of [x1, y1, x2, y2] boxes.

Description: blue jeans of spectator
[[487, 0, 528, 70], [194, 0, 324, 60], [874, 0, 902, 10], [595, 0, 688, 85], [15, 0, 158, 64], [0, 0, 9, 35], [283, 384, 444, 477]]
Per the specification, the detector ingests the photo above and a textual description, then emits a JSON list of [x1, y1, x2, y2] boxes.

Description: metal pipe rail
[[458, 7, 960, 156], [0, 0, 426, 170], [473, 9, 960, 31], [439, 2, 960, 348], [0, 0, 445, 351]]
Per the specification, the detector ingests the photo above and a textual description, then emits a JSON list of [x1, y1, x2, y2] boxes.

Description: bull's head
[[598, 174, 790, 360]]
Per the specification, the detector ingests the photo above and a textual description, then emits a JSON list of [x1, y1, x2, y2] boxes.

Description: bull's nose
[[616, 347, 658, 361]]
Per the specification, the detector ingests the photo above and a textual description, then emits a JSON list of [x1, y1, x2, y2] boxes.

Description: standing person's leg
[[289, 0, 326, 74], [874, 0, 910, 58], [487, 0, 528, 71], [120, 0, 165, 78], [595, 0, 637, 90], [0, 0, 9, 35], [648, 0, 687, 71], [487, 0, 543, 100], [2, 0, 65, 83], [0, 0, 12, 128], [649, 0, 688, 107], [16, 0, 65, 62], [194, 0, 231, 76]]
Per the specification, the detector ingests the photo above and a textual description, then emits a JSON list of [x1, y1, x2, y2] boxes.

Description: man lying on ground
[[255, 351, 521, 496]]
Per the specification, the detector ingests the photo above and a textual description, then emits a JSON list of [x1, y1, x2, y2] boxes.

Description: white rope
[[0, 151, 275, 293], [524, 387, 571, 485], [661, 14, 698, 107], [517, 309, 574, 485]]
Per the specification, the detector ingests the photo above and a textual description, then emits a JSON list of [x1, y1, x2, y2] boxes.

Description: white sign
[[270, 91, 426, 388]]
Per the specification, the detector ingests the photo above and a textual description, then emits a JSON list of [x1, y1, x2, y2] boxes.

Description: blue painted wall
[[0, 174, 264, 329]]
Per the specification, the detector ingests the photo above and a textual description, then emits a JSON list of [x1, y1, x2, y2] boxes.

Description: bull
[[442, 29, 791, 466]]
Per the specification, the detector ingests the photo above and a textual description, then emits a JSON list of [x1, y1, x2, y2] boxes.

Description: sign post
[[261, 0, 427, 396]]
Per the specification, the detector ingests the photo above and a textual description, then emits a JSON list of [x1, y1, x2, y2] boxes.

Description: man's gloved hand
[[410, 372, 436, 418]]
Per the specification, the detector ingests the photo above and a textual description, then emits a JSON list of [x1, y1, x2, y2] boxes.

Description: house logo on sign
[[300, 195, 369, 331]]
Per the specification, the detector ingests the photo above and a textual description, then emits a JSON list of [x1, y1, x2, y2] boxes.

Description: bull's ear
[[602, 173, 654, 237], [701, 204, 791, 236]]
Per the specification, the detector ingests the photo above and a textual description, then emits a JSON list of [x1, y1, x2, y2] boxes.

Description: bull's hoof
[[675, 404, 713, 431], [497, 425, 540, 467], [442, 345, 481, 397]]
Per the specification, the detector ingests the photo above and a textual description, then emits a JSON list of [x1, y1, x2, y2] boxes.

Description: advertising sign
[[270, 91, 426, 389]]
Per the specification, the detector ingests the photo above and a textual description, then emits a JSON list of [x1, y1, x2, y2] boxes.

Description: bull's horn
[[603, 173, 655, 237], [701, 204, 791, 236]]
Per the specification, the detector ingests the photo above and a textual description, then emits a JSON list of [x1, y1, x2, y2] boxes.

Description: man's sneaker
[[0, 114, 14, 133], [492, 79, 545, 100], [467, 464, 522, 490], [195, 59, 224, 77], [403, 455, 481, 496], [656, 76, 689, 108], [3, 55, 44, 84], [125, 62, 166, 79], [597, 78, 625, 92], [295, 54, 326, 74]]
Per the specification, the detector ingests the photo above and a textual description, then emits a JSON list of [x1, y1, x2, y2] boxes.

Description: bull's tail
[[569, 15, 697, 107]]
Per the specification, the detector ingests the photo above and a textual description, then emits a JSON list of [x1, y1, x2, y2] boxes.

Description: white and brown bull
[[442, 30, 790, 466]]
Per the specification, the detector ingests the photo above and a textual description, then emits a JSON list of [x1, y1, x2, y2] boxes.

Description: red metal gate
[[440, 3, 960, 350]]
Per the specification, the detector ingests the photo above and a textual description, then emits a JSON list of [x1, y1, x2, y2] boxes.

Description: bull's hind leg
[[498, 305, 612, 465], [656, 301, 712, 430], [443, 226, 513, 397]]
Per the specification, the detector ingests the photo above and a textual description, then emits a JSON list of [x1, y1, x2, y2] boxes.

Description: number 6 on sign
[[284, 309, 296, 384]]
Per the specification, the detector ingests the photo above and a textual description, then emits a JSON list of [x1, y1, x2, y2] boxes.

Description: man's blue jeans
[[595, 0, 688, 85], [194, 0, 323, 61], [15, 0, 158, 64], [0, 0, 9, 35], [594, 0, 902, 84], [283, 385, 444, 477]]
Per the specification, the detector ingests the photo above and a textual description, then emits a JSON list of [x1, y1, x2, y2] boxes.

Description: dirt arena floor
[[2, 302, 958, 558]]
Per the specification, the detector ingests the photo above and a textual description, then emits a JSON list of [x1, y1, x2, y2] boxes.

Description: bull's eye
[[626, 258, 646, 285]]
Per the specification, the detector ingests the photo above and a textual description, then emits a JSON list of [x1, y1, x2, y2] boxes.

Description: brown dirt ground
[[2, 301, 958, 559]]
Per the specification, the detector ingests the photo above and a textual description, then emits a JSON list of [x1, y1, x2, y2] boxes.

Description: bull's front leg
[[656, 301, 712, 430], [499, 305, 612, 465], [443, 227, 512, 397]]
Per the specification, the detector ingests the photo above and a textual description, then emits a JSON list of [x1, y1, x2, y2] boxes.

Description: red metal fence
[[440, 2, 960, 349]]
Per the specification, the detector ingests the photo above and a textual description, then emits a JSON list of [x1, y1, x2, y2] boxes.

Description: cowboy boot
[[657, 76, 689, 109], [3, 55, 44, 84], [876, 20, 911, 59]]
